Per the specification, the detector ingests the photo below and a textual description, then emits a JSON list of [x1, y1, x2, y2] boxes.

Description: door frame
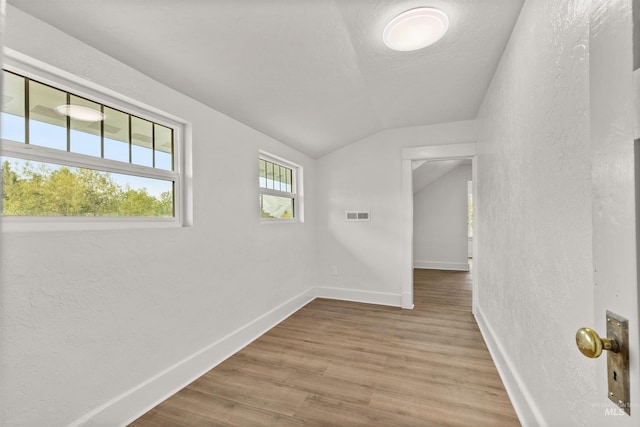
[[588, 0, 640, 422], [401, 142, 477, 310]]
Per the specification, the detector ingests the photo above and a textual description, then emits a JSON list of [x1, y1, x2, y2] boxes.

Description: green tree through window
[[2, 160, 172, 217]]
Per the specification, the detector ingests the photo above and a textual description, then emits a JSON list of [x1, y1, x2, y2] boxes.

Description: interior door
[[589, 0, 640, 423]]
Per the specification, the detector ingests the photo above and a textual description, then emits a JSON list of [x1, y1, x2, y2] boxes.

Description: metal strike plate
[[606, 311, 630, 415]]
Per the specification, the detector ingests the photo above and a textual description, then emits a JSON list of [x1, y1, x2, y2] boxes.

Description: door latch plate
[[606, 310, 630, 415]]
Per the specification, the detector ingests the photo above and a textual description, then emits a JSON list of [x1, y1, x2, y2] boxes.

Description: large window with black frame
[[0, 69, 178, 218]]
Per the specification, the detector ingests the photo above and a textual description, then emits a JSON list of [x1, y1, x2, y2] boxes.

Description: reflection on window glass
[[1, 71, 26, 143], [131, 116, 153, 167], [260, 194, 294, 219], [103, 107, 130, 163], [29, 80, 67, 150], [69, 95, 101, 157], [1, 157, 174, 217], [2, 70, 175, 171], [154, 124, 173, 170]]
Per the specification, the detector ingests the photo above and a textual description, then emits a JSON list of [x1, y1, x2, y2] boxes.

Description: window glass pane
[[258, 158, 296, 218], [1, 71, 180, 221], [259, 160, 293, 192], [285, 168, 292, 192], [154, 123, 173, 170], [1, 71, 26, 143], [131, 116, 152, 167], [69, 95, 101, 157], [1, 157, 173, 217], [103, 107, 130, 163], [276, 165, 283, 191], [28, 80, 67, 151], [259, 159, 267, 188], [284, 168, 289, 190], [266, 161, 274, 190], [260, 194, 294, 219]]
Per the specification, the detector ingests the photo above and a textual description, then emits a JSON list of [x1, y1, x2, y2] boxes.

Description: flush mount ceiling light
[[55, 104, 104, 122], [383, 7, 449, 51]]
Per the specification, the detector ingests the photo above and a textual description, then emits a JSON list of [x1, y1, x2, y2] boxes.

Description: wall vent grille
[[346, 211, 370, 221]]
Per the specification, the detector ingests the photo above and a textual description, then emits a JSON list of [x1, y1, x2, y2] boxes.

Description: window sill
[[259, 218, 299, 224], [0, 216, 182, 233]]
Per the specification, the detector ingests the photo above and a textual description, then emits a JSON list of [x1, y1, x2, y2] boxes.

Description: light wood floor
[[131, 269, 520, 426]]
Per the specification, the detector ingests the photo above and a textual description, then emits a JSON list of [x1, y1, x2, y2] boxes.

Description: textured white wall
[[413, 164, 471, 270], [316, 121, 476, 300], [475, 0, 595, 424], [0, 6, 316, 426]]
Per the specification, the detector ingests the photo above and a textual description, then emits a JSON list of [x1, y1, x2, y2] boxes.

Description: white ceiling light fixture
[[383, 7, 449, 51], [55, 104, 104, 122]]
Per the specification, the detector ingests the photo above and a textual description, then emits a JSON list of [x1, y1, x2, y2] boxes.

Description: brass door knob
[[576, 327, 620, 358]]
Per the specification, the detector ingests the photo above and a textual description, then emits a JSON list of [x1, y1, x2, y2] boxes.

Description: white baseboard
[[71, 288, 316, 427], [316, 286, 402, 307], [474, 306, 546, 427], [414, 260, 470, 271], [401, 291, 414, 309]]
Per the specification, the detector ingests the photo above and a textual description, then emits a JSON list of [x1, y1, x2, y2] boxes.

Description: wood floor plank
[[187, 374, 310, 417], [130, 269, 520, 426], [294, 394, 436, 427]]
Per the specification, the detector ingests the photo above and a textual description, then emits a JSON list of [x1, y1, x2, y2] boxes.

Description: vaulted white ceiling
[[8, 0, 523, 158]]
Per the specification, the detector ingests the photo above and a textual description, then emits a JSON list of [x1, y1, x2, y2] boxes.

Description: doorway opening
[[400, 143, 477, 311]]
